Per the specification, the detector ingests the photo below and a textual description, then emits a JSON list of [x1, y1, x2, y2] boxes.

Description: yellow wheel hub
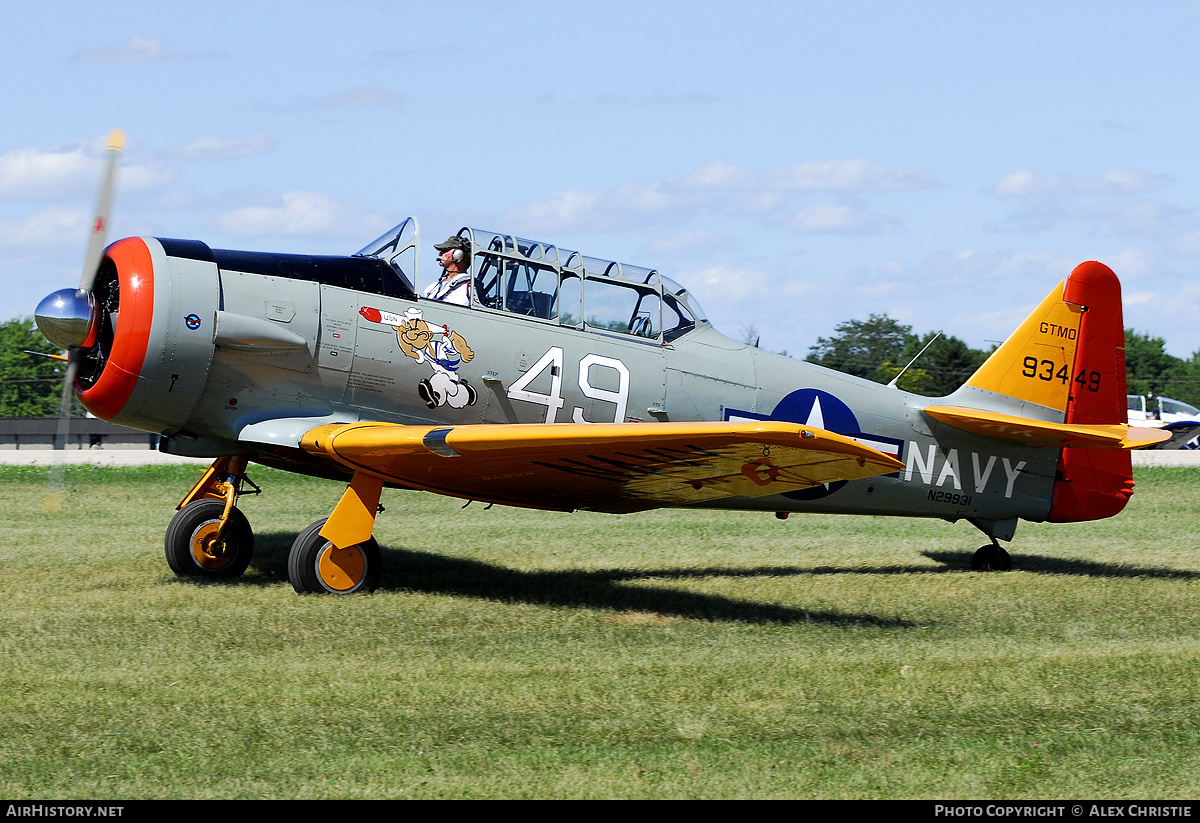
[[191, 522, 233, 570], [317, 543, 366, 592]]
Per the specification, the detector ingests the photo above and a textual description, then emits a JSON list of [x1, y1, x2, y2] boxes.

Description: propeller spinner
[[34, 288, 98, 350]]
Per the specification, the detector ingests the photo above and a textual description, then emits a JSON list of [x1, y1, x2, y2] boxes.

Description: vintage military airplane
[[34, 132, 1169, 594]]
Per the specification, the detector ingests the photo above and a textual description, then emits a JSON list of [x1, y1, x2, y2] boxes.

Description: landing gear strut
[[165, 456, 259, 579]]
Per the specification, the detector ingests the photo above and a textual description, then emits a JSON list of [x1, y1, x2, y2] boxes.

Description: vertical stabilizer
[[964, 279, 1082, 416], [955, 262, 1133, 522]]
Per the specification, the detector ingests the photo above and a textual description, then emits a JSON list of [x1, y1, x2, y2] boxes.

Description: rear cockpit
[[355, 218, 708, 344]]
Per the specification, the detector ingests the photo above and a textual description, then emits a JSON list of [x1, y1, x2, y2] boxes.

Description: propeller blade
[[43, 128, 124, 514], [78, 129, 125, 292], [22, 350, 69, 362], [43, 357, 79, 514]]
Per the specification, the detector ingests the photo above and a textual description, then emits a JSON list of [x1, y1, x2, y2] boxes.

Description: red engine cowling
[[74, 237, 220, 436]]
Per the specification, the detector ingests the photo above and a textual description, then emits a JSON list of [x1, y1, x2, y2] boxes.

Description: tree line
[[0, 317, 75, 417], [3, 313, 1200, 416]]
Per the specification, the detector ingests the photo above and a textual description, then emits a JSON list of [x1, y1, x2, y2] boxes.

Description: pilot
[[424, 236, 472, 306]]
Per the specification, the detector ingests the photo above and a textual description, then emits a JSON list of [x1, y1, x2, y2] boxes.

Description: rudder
[[1048, 262, 1133, 522]]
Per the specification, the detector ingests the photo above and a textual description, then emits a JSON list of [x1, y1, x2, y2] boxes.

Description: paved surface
[[0, 450, 209, 466], [0, 448, 1197, 467], [1129, 450, 1200, 467]]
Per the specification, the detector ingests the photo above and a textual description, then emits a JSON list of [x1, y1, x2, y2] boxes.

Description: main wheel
[[287, 518, 382, 594], [165, 499, 254, 579], [971, 544, 1012, 572]]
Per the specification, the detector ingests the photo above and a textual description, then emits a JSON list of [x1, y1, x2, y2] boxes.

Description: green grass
[[1, 464, 1198, 798]]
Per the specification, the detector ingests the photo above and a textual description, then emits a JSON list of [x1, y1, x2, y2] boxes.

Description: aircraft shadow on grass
[[169, 535, 1198, 624], [923, 550, 1200, 580], [184, 532, 917, 628]]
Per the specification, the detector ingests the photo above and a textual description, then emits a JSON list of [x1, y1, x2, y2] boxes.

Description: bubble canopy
[[357, 219, 708, 344]]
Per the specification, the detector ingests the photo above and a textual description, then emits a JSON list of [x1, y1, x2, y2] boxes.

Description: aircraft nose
[[35, 288, 97, 350]]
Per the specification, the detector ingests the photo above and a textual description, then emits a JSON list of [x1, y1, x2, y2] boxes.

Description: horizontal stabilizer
[[300, 420, 905, 513], [923, 405, 1171, 449]]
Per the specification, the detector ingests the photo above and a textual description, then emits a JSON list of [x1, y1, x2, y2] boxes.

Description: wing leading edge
[[299, 420, 906, 515]]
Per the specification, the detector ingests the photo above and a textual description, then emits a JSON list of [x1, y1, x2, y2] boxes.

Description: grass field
[[1, 464, 1198, 799]]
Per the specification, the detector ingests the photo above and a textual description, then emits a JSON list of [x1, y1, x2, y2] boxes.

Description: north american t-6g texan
[[34, 132, 1170, 594]]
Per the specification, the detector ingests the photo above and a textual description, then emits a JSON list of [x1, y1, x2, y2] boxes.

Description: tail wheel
[[288, 518, 382, 594], [165, 499, 254, 579], [971, 544, 1012, 572]]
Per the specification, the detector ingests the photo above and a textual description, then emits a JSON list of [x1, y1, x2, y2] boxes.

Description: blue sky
[[4, 0, 1200, 360]]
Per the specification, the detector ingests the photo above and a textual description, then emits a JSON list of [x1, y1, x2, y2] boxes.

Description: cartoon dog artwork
[[358, 305, 477, 409]]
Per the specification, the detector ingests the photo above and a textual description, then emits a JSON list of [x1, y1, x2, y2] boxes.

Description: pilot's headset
[[439, 236, 470, 264]]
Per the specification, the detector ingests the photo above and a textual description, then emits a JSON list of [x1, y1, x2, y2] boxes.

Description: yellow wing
[[299, 420, 905, 515]]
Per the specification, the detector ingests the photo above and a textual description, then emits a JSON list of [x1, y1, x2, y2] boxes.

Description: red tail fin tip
[[1048, 260, 1132, 523]]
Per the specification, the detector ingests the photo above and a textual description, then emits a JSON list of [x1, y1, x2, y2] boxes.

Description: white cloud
[[675, 264, 775, 302], [163, 133, 276, 161], [595, 90, 722, 107], [1089, 199, 1190, 239], [638, 227, 730, 257], [994, 168, 1173, 198], [989, 197, 1190, 239], [768, 159, 937, 192], [0, 145, 94, 199], [212, 190, 384, 240], [1100, 248, 1156, 279], [269, 87, 405, 113], [503, 180, 685, 234], [504, 158, 933, 236], [684, 158, 937, 193], [1172, 231, 1200, 258], [785, 203, 890, 235], [69, 35, 222, 65], [0, 207, 87, 249], [0, 140, 174, 201], [1124, 291, 1157, 307]]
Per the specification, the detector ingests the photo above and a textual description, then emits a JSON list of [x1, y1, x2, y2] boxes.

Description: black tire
[[165, 499, 254, 579], [287, 518, 382, 594], [971, 544, 1012, 572]]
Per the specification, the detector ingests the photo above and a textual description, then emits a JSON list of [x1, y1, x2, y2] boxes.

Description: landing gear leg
[[165, 456, 259, 579]]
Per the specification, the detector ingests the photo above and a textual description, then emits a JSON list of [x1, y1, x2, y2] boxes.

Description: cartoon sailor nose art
[[360, 306, 477, 410]]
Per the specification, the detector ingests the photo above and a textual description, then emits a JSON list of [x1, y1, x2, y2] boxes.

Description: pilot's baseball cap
[[434, 236, 471, 254]]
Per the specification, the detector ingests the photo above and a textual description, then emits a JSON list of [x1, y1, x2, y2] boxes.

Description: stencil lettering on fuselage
[[725, 389, 904, 500], [903, 444, 1026, 499]]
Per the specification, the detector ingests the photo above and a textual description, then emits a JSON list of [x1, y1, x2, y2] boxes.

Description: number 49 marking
[[507, 346, 630, 423]]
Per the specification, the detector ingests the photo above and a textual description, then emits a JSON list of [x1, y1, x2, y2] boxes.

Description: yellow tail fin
[[965, 280, 1083, 414]]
